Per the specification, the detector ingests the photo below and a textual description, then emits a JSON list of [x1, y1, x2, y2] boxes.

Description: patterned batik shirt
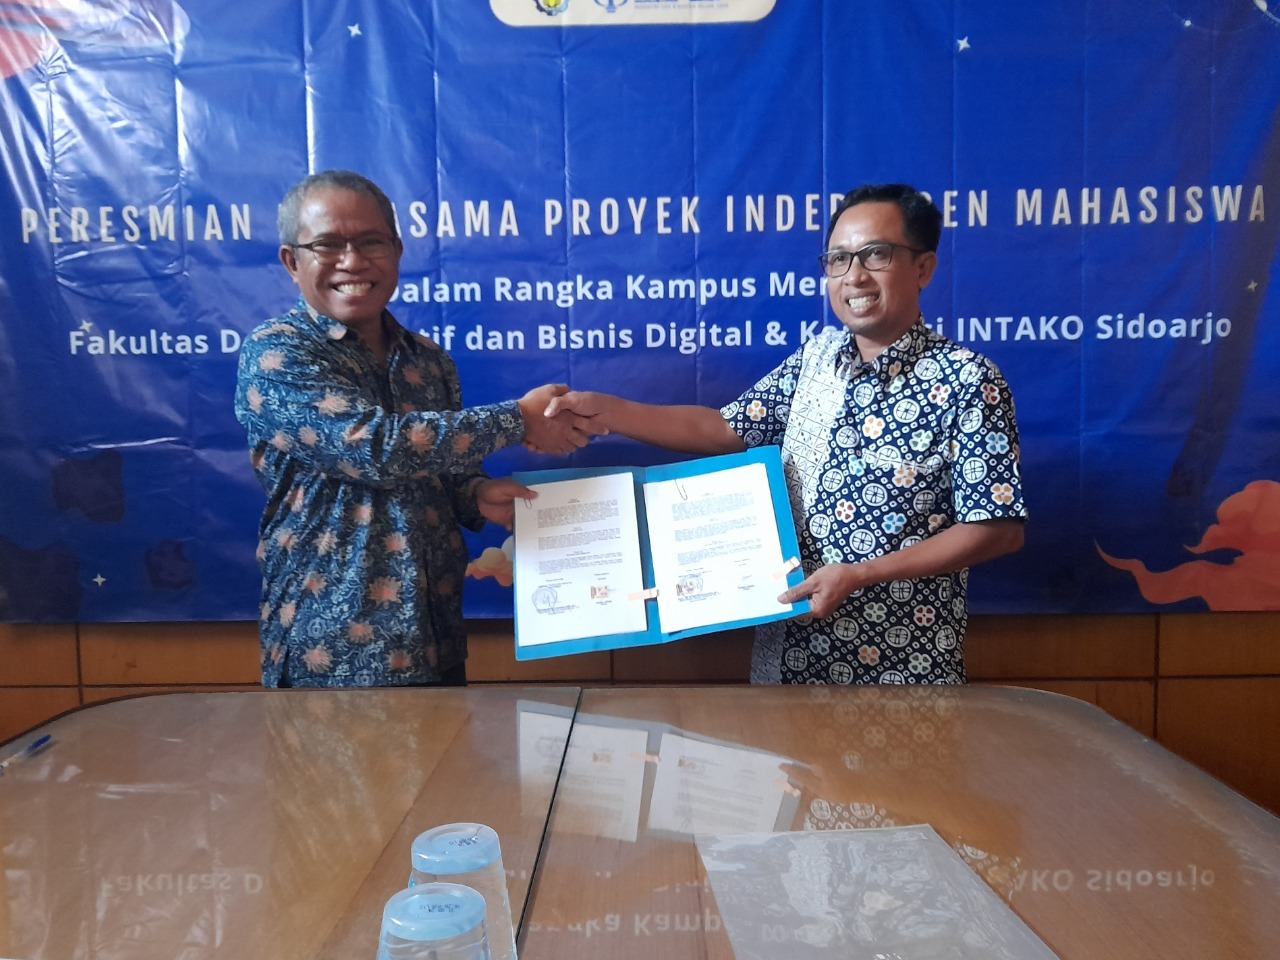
[[234, 298, 526, 687], [720, 320, 1026, 685]]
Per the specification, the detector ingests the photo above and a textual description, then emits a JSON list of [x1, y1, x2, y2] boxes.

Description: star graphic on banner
[[348, 23, 362, 38], [92, 574, 106, 587], [957, 37, 971, 52], [79, 319, 93, 332], [1247, 279, 1258, 292]]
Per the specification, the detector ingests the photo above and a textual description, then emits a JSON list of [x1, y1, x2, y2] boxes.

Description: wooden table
[[0, 687, 579, 960], [522, 685, 1280, 960], [3, 685, 1278, 959]]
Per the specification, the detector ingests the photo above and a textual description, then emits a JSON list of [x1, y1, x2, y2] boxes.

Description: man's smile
[[335, 281, 374, 296]]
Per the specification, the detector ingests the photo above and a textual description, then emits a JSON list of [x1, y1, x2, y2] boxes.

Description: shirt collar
[[292, 297, 405, 350], [836, 315, 931, 380]]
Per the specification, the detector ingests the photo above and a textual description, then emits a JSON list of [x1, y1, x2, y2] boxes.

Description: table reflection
[[521, 685, 1280, 960], [3, 685, 1275, 960], [518, 700, 797, 844], [0, 687, 578, 960]]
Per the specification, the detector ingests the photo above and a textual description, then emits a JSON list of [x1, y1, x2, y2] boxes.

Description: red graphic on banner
[[1098, 480, 1280, 610], [0, 1, 188, 78]]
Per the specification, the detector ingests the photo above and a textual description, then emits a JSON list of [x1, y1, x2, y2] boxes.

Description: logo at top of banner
[[0, 0, 190, 79], [492, 0, 775, 27]]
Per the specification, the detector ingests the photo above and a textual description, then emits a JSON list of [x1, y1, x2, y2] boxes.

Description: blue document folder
[[511, 446, 809, 661]]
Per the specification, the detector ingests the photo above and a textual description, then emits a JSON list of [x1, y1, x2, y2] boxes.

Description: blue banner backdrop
[[1, 0, 1277, 622]]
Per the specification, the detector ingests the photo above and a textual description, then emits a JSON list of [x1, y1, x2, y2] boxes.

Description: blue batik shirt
[[721, 320, 1027, 685], [234, 298, 526, 686]]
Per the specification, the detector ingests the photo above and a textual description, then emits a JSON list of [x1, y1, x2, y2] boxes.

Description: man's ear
[[279, 244, 300, 282], [916, 250, 938, 290]]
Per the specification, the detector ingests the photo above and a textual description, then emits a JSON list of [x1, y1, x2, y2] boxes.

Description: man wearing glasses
[[546, 184, 1026, 685], [235, 170, 594, 688]]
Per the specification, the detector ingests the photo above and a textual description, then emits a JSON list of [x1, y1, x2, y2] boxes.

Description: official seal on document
[[532, 585, 560, 614]]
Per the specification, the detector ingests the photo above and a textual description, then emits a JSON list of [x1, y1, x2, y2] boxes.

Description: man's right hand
[[548, 389, 744, 456], [778, 563, 863, 620], [543, 390, 612, 423], [517, 384, 607, 455]]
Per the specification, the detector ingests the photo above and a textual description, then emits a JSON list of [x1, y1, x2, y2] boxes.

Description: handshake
[[515, 383, 607, 456]]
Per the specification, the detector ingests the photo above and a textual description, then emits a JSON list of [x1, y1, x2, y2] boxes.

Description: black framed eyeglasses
[[819, 241, 926, 278], [291, 235, 398, 264]]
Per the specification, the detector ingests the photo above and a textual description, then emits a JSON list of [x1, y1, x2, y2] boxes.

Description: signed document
[[512, 471, 649, 650], [644, 461, 790, 635], [512, 447, 808, 660]]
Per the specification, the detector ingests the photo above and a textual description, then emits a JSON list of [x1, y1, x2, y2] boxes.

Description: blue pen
[[0, 734, 51, 775]]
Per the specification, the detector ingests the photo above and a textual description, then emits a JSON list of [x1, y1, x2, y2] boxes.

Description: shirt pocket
[[861, 443, 947, 480], [855, 448, 947, 506]]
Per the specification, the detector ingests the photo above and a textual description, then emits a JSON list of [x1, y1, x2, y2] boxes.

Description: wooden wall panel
[[1159, 612, 1280, 676], [613, 628, 753, 683], [0, 623, 78, 685], [467, 620, 610, 682], [966, 614, 1156, 679], [79, 621, 259, 685], [1157, 677, 1280, 816]]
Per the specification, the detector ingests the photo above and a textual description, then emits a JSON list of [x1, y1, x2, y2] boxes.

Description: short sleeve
[[948, 358, 1026, 522], [720, 347, 805, 449]]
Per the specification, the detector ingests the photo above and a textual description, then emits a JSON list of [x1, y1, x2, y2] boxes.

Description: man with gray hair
[[236, 169, 593, 687]]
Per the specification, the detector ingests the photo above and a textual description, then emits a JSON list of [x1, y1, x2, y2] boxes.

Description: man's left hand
[[476, 477, 537, 529]]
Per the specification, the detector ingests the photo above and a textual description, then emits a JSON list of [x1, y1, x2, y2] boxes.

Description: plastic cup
[[410, 823, 516, 960], [376, 882, 490, 960]]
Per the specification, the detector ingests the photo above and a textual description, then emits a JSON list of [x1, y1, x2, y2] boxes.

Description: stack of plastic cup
[[410, 823, 517, 960], [376, 883, 490, 960]]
